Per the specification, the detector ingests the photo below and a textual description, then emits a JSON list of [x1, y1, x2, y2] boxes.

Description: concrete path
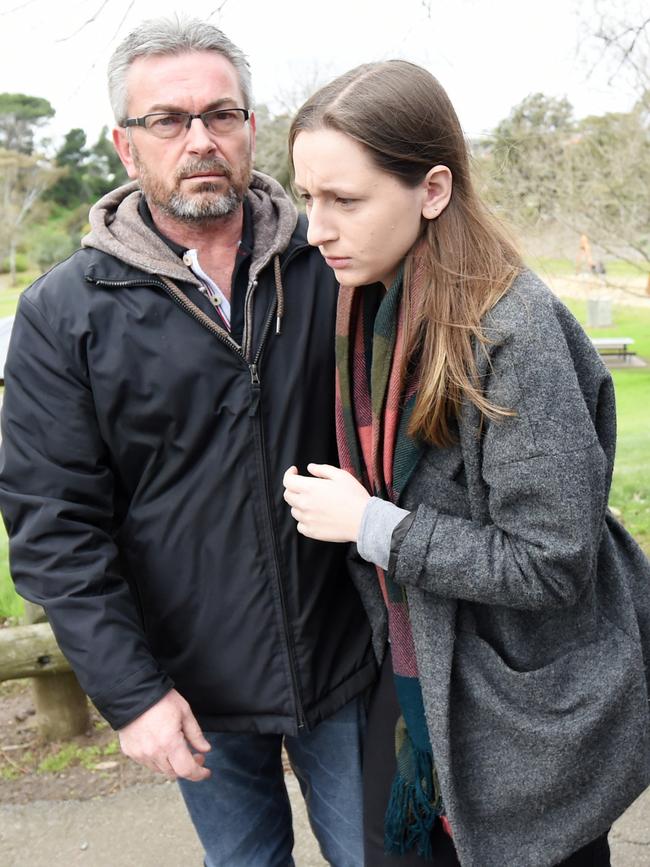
[[0, 776, 647, 865]]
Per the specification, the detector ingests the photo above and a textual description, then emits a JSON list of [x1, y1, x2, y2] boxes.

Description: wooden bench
[[591, 337, 635, 362]]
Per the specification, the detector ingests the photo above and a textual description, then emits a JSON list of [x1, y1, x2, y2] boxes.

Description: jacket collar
[[81, 171, 298, 285]]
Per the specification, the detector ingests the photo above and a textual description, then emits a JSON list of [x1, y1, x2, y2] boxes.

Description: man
[[0, 17, 375, 867]]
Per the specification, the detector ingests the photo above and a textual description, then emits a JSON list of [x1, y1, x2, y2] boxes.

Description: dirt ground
[[0, 679, 162, 804]]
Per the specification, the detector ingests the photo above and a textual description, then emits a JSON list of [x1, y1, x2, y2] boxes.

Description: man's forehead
[[126, 50, 243, 110]]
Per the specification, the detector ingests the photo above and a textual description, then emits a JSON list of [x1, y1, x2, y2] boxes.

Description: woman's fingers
[[305, 463, 340, 480]]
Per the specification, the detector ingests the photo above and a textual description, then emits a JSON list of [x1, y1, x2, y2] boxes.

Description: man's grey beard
[[134, 152, 251, 224], [162, 184, 242, 222]]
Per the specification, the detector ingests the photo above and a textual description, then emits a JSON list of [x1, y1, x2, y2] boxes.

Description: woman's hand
[[283, 464, 370, 543]]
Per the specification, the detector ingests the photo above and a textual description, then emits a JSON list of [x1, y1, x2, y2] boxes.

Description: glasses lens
[[144, 113, 187, 138], [204, 109, 246, 135]]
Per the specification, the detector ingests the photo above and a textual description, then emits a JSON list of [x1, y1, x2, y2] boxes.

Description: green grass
[[608, 370, 650, 551], [0, 285, 25, 318], [560, 299, 650, 550], [0, 530, 23, 621], [37, 740, 119, 773], [0, 738, 120, 779], [561, 299, 650, 361], [528, 256, 649, 280]]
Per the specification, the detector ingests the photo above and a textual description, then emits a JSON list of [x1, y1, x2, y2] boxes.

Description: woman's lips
[[323, 256, 351, 269]]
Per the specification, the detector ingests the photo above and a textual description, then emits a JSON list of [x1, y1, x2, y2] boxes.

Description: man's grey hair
[[108, 15, 253, 124]]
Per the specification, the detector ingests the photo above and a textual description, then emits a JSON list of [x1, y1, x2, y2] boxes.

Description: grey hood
[[82, 170, 298, 286]]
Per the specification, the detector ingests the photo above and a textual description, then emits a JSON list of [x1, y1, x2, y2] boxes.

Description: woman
[[283, 60, 650, 867]]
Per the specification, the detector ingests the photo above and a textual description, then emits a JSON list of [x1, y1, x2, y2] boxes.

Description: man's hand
[[118, 689, 211, 782], [283, 463, 370, 543]]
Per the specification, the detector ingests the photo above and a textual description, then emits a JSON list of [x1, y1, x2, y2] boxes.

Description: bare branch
[[55, 0, 111, 43], [0, 0, 39, 17], [206, 0, 229, 21], [110, 0, 136, 41]]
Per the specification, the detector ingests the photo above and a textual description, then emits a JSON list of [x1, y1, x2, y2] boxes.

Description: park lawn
[[0, 286, 25, 319], [561, 297, 650, 550], [528, 256, 649, 281], [561, 298, 650, 360], [0, 528, 22, 621], [608, 369, 650, 552]]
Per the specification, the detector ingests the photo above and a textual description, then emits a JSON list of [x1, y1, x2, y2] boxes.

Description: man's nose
[[184, 117, 219, 154]]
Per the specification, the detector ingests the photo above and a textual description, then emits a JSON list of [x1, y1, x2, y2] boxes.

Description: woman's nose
[[306, 203, 337, 247]]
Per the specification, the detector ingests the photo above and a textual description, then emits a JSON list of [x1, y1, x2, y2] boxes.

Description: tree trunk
[[23, 601, 90, 740], [9, 238, 17, 287]]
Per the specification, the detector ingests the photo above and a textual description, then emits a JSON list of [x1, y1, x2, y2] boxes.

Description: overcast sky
[[0, 0, 636, 149]]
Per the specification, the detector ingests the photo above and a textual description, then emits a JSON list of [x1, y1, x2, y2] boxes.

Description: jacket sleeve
[[0, 294, 173, 728], [391, 297, 612, 611]]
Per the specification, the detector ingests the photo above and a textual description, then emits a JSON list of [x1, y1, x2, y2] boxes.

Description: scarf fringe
[[384, 746, 443, 860]]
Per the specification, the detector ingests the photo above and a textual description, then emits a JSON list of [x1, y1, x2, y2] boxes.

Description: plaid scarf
[[335, 263, 449, 859]]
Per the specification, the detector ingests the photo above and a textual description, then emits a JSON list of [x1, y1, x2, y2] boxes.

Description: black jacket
[[0, 174, 375, 732]]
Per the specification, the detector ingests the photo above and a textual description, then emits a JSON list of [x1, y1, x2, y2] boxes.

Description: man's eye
[[336, 198, 355, 207], [150, 114, 183, 128], [301, 193, 313, 205]]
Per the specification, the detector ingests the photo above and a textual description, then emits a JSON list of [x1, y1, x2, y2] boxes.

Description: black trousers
[[363, 651, 611, 867]]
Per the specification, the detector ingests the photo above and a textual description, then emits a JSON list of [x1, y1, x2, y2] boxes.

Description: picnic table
[[591, 336, 635, 362]]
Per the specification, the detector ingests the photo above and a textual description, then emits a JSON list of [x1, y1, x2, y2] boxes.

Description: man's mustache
[[177, 159, 232, 181]]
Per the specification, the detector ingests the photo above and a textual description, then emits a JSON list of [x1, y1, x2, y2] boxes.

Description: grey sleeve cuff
[[357, 496, 411, 569]]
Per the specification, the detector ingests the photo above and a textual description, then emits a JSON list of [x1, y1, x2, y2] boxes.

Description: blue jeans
[[178, 695, 366, 866]]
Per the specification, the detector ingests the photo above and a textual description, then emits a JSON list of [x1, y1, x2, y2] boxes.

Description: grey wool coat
[[349, 270, 650, 867]]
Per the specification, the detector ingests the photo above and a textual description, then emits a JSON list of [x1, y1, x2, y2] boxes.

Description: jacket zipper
[[247, 279, 306, 730], [90, 266, 308, 731], [248, 363, 306, 730]]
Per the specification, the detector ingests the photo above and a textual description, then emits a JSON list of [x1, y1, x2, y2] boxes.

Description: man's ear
[[421, 165, 453, 220], [112, 126, 139, 180], [248, 110, 257, 165]]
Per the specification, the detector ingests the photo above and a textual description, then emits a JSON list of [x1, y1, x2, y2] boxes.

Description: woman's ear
[[421, 165, 453, 220]]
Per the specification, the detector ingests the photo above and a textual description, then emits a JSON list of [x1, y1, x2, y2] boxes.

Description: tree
[[479, 93, 574, 231], [0, 148, 62, 284], [0, 93, 55, 154], [561, 104, 650, 267], [85, 126, 128, 199], [585, 0, 650, 93], [254, 105, 292, 192], [46, 127, 91, 208]]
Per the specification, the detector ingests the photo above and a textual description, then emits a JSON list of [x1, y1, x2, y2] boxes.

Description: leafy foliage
[[254, 105, 292, 192], [0, 93, 55, 155], [478, 91, 650, 269]]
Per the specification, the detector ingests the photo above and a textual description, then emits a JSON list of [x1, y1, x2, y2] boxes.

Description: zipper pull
[[249, 363, 261, 416]]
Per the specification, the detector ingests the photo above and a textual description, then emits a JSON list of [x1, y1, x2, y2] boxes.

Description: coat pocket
[[450, 623, 649, 825]]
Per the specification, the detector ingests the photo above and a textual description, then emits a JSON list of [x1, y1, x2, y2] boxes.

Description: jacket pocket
[[449, 622, 649, 823]]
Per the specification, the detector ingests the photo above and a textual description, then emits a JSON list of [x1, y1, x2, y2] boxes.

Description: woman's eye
[[336, 198, 356, 207], [301, 194, 313, 207]]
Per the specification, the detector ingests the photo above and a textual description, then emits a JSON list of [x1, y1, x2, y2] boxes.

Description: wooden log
[[31, 671, 91, 740], [20, 602, 91, 739], [0, 621, 72, 680]]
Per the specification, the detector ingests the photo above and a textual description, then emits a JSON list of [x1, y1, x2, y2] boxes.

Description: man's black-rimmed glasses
[[123, 108, 250, 139]]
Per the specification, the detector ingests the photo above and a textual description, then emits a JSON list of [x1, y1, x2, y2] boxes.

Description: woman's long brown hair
[[289, 60, 522, 447]]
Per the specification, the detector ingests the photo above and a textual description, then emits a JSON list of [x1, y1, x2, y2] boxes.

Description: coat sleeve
[[0, 294, 174, 728], [391, 293, 612, 611]]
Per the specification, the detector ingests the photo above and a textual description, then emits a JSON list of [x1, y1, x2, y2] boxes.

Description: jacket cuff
[[357, 496, 410, 569], [387, 510, 418, 579], [91, 665, 175, 730]]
